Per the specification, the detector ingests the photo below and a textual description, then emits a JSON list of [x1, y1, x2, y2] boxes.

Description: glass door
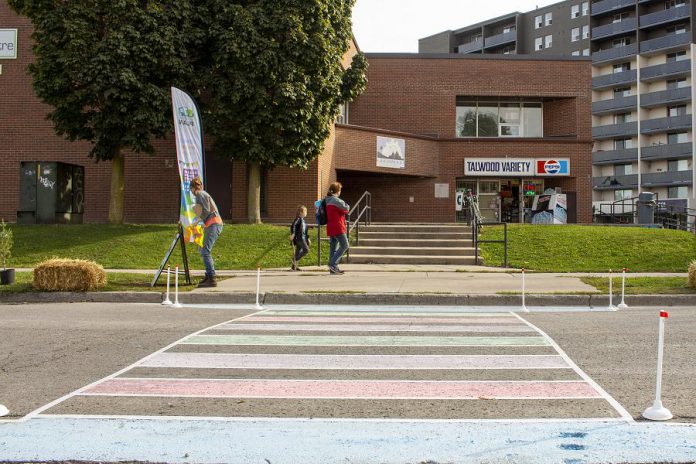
[[455, 178, 477, 223], [478, 180, 500, 222]]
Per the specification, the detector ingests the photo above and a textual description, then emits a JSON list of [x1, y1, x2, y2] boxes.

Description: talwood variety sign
[[0, 29, 17, 59], [464, 158, 570, 177]]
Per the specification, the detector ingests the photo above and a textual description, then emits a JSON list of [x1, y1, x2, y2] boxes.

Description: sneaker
[[329, 267, 340, 275], [334, 267, 345, 275], [198, 277, 217, 288]]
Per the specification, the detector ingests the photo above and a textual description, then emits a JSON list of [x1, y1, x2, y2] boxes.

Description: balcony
[[592, 95, 637, 114], [640, 33, 691, 55], [593, 43, 639, 64], [592, 18, 638, 41], [642, 141, 692, 161], [640, 86, 691, 108], [593, 70, 637, 89], [640, 59, 691, 82], [642, 170, 693, 187], [458, 39, 483, 54], [592, 121, 638, 139], [593, 174, 639, 189], [640, 114, 692, 134], [484, 30, 516, 49], [640, 6, 691, 29], [592, 0, 636, 16], [593, 148, 639, 164]]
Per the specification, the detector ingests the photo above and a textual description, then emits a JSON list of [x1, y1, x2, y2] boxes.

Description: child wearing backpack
[[289, 205, 311, 271]]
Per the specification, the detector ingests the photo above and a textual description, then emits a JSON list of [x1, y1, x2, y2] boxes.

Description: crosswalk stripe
[[209, 323, 535, 333], [241, 316, 522, 324], [257, 311, 514, 317]]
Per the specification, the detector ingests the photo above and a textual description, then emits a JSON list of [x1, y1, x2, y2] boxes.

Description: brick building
[[0, 4, 592, 224]]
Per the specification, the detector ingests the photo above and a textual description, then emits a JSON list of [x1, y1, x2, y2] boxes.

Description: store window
[[455, 99, 543, 138]]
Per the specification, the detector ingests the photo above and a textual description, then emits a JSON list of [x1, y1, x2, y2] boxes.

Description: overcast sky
[[352, 0, 561, 53]]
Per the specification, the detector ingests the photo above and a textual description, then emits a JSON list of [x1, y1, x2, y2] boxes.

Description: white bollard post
[[520, 268, 529, 312], [617, 267, 629, 310], [0, 404, 8, 417], [161, 266, 173, 306], [608, 269, 617, 311], [172, 265, 183, 308], [254, 264, 263, 310], [642, 311, 673, 421]]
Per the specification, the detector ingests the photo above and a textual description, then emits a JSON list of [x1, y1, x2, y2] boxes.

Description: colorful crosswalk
[[35, 306, 630, 420]]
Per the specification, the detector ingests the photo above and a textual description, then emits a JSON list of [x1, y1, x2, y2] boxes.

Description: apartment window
[[503, 25, 516, 34], [615, 113, 631, 123], [582, 1, 589, 15], [535, 37, 544, 50], [668, 104, 687, 116], [613, 37, 631, 47], [336, 103, 348, 124], [668, 186, 689, 198], [582, 25, 590, 39], [666, 0, 686, 9], [545, 34, 553, 49], [614, 87, 632, 97], [455, 99, 543, 138], [613, 12, 629, 23], [571, 4, 580, 18], [668, 132, 689, 143], [667, 24, 687, 35], [572, 50, 581, 56], [667, 78, 688, 89], [583, 48, 590, 56], [535, 15, 543, 29], [614, 164, 633, 176], [667, 50, 688, 61], [501, 45, 516, 54], [615, 138, 634, 149], [545, 12, 553, 26], [615, 189, 634, 201], [613, 62, 631, 73], [572, 28, 580, 42], [668, 159, 689, 171]]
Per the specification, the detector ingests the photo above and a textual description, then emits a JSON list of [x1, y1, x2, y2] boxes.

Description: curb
[[1, 292, 694, 307]]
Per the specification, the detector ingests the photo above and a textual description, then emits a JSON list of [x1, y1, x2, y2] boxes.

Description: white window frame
[[572, 50, 580, 56], [614, 189, 634, 201], [582, 2, 589, 16], [583, 48, 590, 56], [571, 4, 580, 18], [582, 25, 590, 39], [535, 37, 544, 50], [545, 34, 553, 49], [535, 15, 543, 29], [545, 12, 553, 26], [571, 28, 580, 42]]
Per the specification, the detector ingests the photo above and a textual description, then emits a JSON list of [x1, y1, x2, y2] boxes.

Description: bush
[[33, 258, 107, 291], [689, 261, 696, 289], [0, 220, 12, 270]]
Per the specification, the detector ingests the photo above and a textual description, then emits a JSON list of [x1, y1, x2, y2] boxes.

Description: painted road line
[[79, 378, 603, 400], [181, 334, 550, 347], [140, 353, 571, 370], [256, 311, 514, 317], [209, 323, 536, 333], [240, 316, 523, 324]]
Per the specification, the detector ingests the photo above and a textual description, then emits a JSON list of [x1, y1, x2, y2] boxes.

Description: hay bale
[[689, 260, 696, 289], [33, 258, 107, 292]]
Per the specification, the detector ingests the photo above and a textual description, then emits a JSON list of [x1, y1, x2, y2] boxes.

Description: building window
[[535, 15, 543, 29], [571, 4, 580, 18], [668, 159, 689, 171], [668, 186, 689, 198], [545, 35, 553, 49], [614, 164, 633, 176], [668, 132, 689, 143], [615, 189, 634, 201], [613, 12, 629, 23], [613, 62, 631, 73], [503, 25, 516, 34], [666, 0, 686, 9], [572, 50, 580, 56], [615, 138, 633, 150], [582, 25, 590, 39], [667, 50, 688, 62], [667, 78, 688, 89], [583, 48, 590, 56], [501, 45, 515, 54], [572, 28, 580, 42], [582, 1, 589, 16], [667, 24, 687, 35], [545, 12, 553, 26], [535, 37, 543, 50], [455, 99, 543, 138], [615, 113, 631, 124], [668, 104, 687, 117], [613, 37, 631, 47], [336, 103, 348, 124], [614, 87, 632, 97]]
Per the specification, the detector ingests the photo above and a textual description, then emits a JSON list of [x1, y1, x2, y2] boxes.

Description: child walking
[[290, 205, 311, 271]]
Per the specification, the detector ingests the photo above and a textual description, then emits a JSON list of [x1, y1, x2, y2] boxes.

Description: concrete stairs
[[348, 224, 478, 265]]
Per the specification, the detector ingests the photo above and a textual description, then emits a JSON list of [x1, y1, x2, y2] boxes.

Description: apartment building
[[420, 0, 696, 221]]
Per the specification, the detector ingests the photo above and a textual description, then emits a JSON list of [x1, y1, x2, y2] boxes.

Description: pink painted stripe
[[241, 316, 522, 324], [82, 378, 601, 400]]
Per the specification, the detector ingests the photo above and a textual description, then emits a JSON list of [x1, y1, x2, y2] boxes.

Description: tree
[[197, 0, 368, 223], [9, 0, 195, 223]]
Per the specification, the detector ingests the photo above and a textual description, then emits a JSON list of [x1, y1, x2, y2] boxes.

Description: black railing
[[595, 195, 696, 233], [468, 193, 508, 268], [316, 190, 372, 266]]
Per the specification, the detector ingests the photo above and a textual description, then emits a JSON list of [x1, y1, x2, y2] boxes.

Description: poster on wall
[[0, 29, 17, 59], [377, 136, 405, 169]]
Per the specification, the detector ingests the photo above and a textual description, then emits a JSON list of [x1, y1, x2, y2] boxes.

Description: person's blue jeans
[[328, 233, 349, 269], [200, 223, 222, 278]]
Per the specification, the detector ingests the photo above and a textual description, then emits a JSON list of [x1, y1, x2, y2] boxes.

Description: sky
[[352, 0, 562, 53]]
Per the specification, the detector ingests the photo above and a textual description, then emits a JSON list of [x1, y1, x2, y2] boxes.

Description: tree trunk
[[108, 151, 125, 224], [247, 162, 262, 224]]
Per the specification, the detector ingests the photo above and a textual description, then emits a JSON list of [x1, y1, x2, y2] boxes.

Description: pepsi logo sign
[[543, 160, 561, 174]]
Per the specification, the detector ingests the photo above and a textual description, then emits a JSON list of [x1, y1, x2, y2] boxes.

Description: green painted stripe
[[182, 335, 549, 347], [258, 311, 512, 317]]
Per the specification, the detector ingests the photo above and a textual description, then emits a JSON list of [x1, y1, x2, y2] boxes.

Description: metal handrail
[[468, 194, 508, 267]]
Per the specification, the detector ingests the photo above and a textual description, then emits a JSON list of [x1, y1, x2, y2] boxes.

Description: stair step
[[358, 239, 472, 248], [351, 247, 476, 256], [348, 254, 479, 265], [364, 225, 471, 233], [359, 232, 471, 240]]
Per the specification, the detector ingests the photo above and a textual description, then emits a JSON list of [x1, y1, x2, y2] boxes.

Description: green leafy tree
[[9, 0, 195, 223], [198, 0, 368, 223]]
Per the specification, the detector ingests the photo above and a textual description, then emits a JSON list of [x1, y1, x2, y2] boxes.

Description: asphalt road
[[0, 302, 693, 423]]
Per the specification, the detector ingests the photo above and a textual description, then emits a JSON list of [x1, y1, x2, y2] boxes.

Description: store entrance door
[[478, 180, 500, 222], [455, 179, 477, 223]]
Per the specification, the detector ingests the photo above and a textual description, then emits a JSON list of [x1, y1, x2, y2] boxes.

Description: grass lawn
[[0, 271, 206, 294], [581, 276, 696, 295], [7, 224, 329, 271], [479, 224, 695, 272]]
